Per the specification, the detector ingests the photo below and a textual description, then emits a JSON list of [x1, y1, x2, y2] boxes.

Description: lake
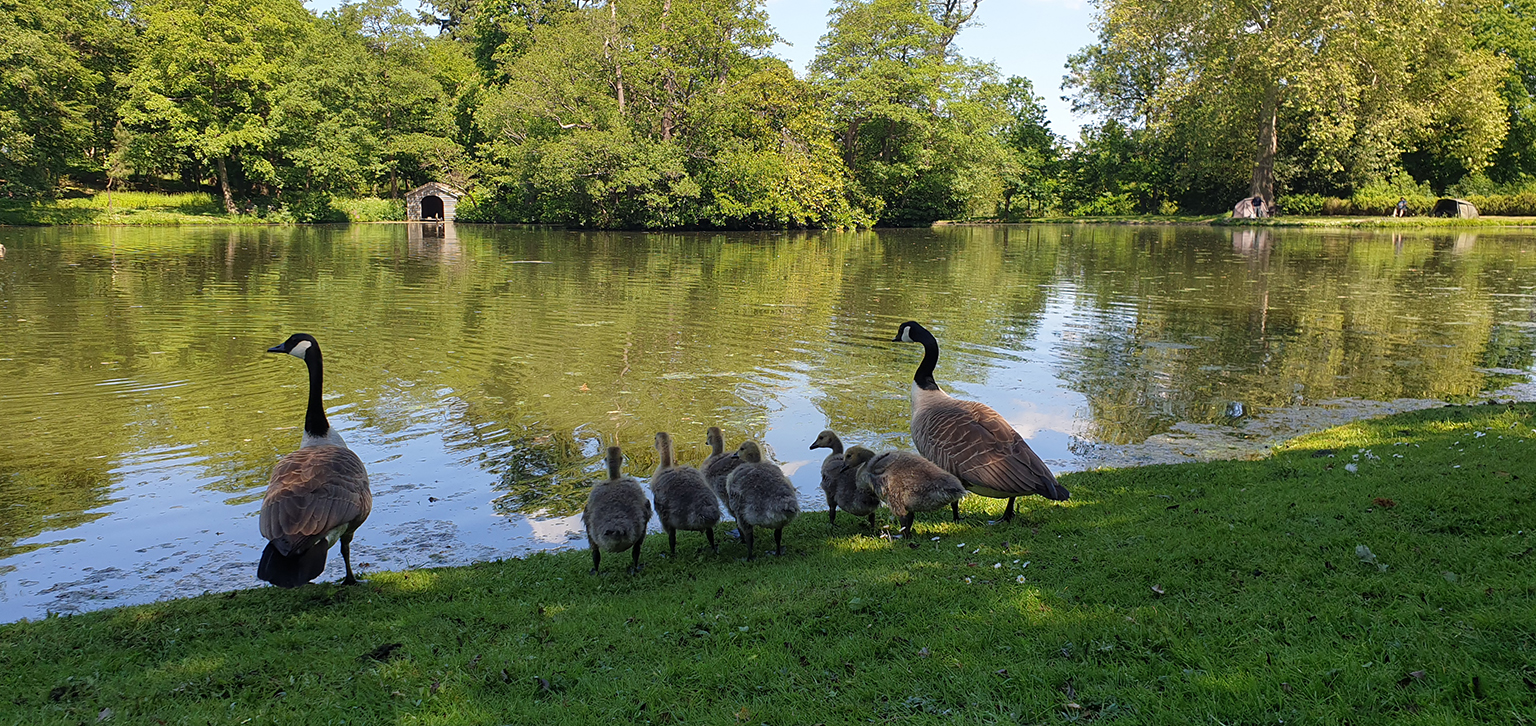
[[1, 223, 1533, 621]]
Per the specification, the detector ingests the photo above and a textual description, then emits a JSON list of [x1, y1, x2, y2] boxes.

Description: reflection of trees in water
[[0, 468, 115, 557], [1051, 227, 1536, 443], [4, 224, 1536, 548]]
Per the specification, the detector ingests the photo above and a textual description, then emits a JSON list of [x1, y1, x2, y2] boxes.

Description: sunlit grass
[[0, 404, 1532, 723], [0, 193, 404, 225]]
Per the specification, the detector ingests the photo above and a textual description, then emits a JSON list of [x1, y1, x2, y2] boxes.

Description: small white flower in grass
[[1022, 561, 1031, 568], [993, 562, 1001, 569], [972, 548, 980, 554], [957, 543, 965, 548], [1016, 575, 1026, 584], [1013, 559, 1020, 564], [964, 577, 973, 584], [931, 537, 941, 541], [1453, 465, 1461, 469]]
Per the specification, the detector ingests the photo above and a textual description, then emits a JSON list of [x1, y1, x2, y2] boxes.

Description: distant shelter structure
[[405, 182, 464, 221]]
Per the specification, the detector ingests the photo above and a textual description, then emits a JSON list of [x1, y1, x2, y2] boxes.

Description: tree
[[118, 0, 311, 212], [0, 0, 132, 197], [1068, 0, 1508, 203], [809, 0, 1011, 225]]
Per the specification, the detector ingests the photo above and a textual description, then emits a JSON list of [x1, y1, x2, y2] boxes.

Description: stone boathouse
[[405, 182, 464, 221]]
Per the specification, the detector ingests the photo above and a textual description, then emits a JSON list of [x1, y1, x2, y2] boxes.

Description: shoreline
[[2, 403, 1531, 722]]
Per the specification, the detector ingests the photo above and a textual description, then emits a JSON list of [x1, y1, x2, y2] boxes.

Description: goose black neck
[[303, 347, 331, 438], [913, 329, 940, 391]]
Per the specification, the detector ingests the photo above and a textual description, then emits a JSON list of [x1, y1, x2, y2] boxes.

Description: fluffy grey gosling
[[583, 446, 652, 574], [893, 321, 1068, 522], [701, 426, 742, 519], [847, 447, 966, 539], [651, 431, 721, 554], [724, 441, 800, 559], [809, 429, 880, 528]]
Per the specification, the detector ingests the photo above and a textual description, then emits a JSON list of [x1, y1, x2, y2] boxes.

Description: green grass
[[0, 192, 405, 225], [2, 404, 1533, 724]]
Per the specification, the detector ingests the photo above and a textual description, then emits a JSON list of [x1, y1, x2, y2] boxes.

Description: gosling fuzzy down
[[583, 446, 653, 574], [809, 429, 880, 528], [651, 431, 721, 554], [724, 441, 800, 559], [701, 426, 742, 518], [847, 447, 966, 539], [893, 321, 1067, 523]]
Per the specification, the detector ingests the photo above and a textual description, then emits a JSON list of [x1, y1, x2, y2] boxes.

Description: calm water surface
[[2, 224, 1533, 620]]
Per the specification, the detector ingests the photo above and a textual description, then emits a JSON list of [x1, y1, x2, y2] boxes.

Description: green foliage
[[332, 196, 406, 222], [0, 0, 133, 197], [0, 404, 1531, 721], [1279, 193, 1325, 215]]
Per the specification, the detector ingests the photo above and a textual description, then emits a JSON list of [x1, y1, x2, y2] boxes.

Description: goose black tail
[[258, 540, 330, 588]]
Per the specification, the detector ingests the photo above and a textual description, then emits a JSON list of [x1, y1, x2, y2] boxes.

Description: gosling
[[724, 441, 800, 559], [582, 446, 653, 574], [846, 447, 966, 539], [809, 429, 881, 528], [701, 426, 742, 518], [651, 431, 721, 554]]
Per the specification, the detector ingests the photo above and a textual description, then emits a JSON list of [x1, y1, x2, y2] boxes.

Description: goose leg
[[628, 533, 645, 574], [705, 527, 718, 553], [340, 530, 359, 585], [590, 543, 601, 575], [951, 501, 961, 522], [1002, 497, 1016, 522], [742, 524, 756, 561], [667, 527, 677, 555], [828, 503, 838, 527], [867, 512, 876, 529], [900, 512, 915, 540], [774, 527, 784, 557]]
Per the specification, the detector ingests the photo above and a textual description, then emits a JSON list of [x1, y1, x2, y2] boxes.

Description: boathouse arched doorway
[[421, 195, 444, 220]]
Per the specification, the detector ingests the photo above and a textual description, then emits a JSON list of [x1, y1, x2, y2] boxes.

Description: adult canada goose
[[583, 446, 652, 574], [846, 447, 965, 539], [701, 427, 742, 518], [724, 441, 800, 559], [258, 333, 372, 588], [651, 432, 721, 554], [892, 321, 1068, 521], [809, 430, 880, 528]]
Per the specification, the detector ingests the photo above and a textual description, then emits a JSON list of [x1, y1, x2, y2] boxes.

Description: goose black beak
[[891, 333, 903, 342], [266, 343, 288, 354]]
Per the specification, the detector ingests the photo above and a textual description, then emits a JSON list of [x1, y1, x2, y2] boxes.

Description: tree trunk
[[660, 0, 675, 141], [1249, 83, 1278, 203], [216, 157, 237, 215], [608, 0, 626, 115]]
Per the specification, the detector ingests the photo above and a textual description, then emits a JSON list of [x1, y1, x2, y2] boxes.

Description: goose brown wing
[[260, 447, 372, 552], [913, 400, 1067, 501]]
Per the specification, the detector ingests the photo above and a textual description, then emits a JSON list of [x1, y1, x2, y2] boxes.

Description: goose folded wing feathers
[[260, 448, 372, 553], [918, 401, 1064, 500]]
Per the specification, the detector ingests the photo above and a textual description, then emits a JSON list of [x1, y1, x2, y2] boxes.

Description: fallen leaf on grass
[[1373, 498, 1397, 508], [734, 707, 751, 722], [1356, 544, 1388, 572]]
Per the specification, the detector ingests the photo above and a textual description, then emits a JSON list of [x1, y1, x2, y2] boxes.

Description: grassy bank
[[2, 404, 1533, 724], [977, 214, 1536, 228], [0, 192, 404, 226]]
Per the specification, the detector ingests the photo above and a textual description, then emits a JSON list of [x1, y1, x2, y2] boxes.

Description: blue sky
[[305, 0, 1097, 138]]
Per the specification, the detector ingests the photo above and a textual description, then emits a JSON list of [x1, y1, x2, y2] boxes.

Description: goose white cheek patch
[[289, 340, 312, 360], [900, 328, 913, 342]]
